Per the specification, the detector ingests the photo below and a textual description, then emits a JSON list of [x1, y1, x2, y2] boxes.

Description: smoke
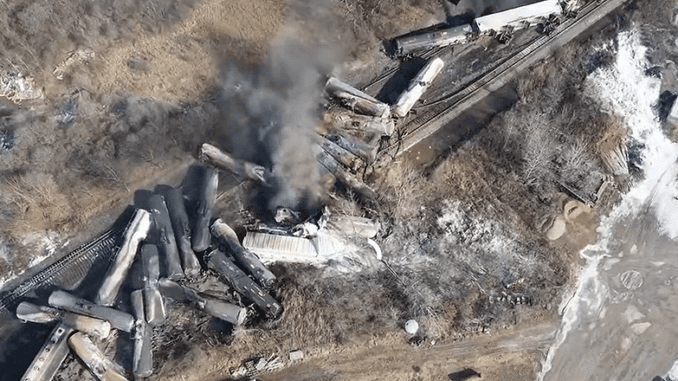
[[215, 1, 348, 218]]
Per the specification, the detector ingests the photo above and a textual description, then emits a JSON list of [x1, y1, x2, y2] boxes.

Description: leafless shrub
[[376, 161, 434, 221]]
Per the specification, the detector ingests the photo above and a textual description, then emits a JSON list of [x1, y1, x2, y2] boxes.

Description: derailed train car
[[394, 24, 473, 56], [473, 0, 562, 38], [392, 0, 563, 53]]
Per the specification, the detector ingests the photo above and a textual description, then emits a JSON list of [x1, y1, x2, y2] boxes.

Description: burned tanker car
[[1, 161, 285, 381]]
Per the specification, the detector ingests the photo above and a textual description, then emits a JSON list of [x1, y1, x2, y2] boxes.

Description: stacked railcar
[[473, 0, 562, 35], [392, 0, 565, 56]]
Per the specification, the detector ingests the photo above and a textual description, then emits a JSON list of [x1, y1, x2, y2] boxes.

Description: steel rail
[[377, 0, 627, 159]]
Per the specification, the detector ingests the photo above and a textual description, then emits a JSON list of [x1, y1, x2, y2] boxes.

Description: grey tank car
[[211, 219, 277, 289], [204, 249, 282, 318], [147, 194, 184, 280], [180, 164, 218, 253], [158, 278, 247, 325], [158, 186, 201, 276]]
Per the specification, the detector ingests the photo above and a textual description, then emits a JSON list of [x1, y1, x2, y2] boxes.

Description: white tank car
[[392, 57, 445, 118], [473, 0, 562, 34]]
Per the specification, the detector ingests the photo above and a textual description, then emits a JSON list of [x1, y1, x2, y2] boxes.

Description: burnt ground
[[0, 0, 668, 380]]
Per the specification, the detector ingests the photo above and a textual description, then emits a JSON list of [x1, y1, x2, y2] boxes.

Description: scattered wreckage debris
[[289, 350, 304, 362], [0, 130, 15, 153], [317, 150, 377, 201], [0, 71, 43, 103], [11, 163, 289, 381], [16, 210, 138, 381], [3, 2, 595, 378], [53, 49, 95, 81], [8, 150, 377, 379], [0, 208, 136, 316], [230, 354, 284, 379]]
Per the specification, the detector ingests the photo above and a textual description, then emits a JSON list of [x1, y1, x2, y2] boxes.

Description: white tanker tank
[[392, 57, 445, 118]]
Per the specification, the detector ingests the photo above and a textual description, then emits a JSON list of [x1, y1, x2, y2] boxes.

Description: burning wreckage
[[4, 153, 383, 380], [1, 3, 578, 376], [2, 43, 447, 380]]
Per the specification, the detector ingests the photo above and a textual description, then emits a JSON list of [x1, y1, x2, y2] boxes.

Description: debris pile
[[12, 162, 286, 380], [3, 2, 588, 379], [12, 148, 384, 380], [0, 71, 42, 103]]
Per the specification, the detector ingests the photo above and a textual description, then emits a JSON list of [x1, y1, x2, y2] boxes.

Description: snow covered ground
[[540, 29, 678, 381]]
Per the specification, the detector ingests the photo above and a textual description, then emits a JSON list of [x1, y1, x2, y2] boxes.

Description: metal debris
[[0, 71, 42, 103], [289, 350, 304, 362], [53, 49, 95, 80]]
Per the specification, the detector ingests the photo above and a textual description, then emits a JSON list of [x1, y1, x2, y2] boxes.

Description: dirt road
[[257, 323, 556, 381]]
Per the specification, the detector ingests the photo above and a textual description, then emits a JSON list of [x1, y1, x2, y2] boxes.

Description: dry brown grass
[[2, 173, 73, 231], [376, 161, 432, 221]]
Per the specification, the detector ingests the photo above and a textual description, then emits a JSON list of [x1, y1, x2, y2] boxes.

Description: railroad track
[[376, 0, 628, 161], [0, 207, 134, 316]]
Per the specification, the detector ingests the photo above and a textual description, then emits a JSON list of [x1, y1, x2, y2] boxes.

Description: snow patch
[[0, 72, 42, 103], [0, 231, 68, 290], [540, 29, 678, 379]]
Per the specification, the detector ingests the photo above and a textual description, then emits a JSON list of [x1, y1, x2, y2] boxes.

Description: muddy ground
[[0, 0, 656, 380]]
